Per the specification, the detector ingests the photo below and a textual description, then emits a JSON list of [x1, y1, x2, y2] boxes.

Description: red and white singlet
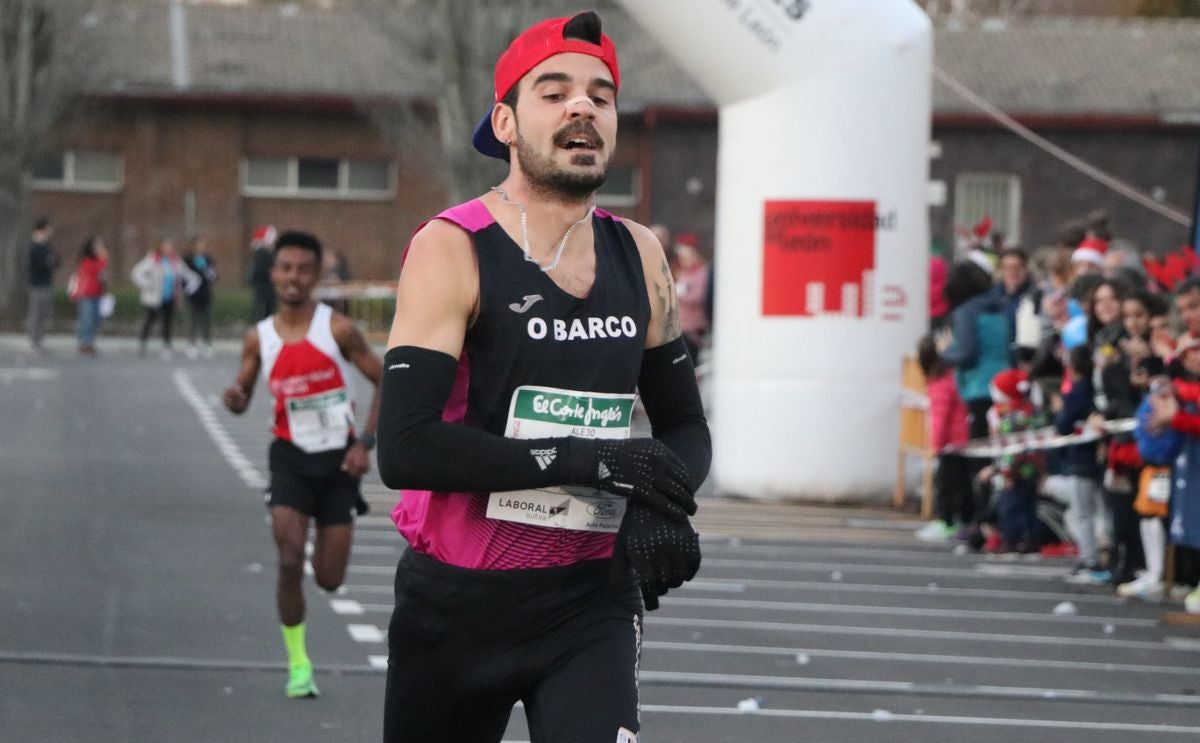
[[258, 303, 357, 453]]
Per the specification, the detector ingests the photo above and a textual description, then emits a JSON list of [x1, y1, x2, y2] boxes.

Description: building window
[[31, 151, 123, 192], [953, 173, 1021, 244], [595, 163, 638, 208], [242, 157, 394, 199]]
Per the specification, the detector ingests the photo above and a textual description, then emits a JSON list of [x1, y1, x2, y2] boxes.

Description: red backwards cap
[[473, 13, 620, 160]]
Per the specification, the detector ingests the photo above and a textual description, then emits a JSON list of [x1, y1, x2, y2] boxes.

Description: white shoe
[[915, 520, 955, 542], [1116, 573, 1163, 600]]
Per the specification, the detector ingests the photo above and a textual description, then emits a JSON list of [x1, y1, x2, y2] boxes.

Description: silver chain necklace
[[490, 187, 595, 273]]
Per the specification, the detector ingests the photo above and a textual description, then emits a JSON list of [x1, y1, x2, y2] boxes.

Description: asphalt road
[[3, 333, 1200, 742]]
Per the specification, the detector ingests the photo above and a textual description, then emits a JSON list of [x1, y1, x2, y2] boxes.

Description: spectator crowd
[[917, 211, 1200, 612]]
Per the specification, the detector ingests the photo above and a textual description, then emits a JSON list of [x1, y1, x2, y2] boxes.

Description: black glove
[[610, 501, 701, 611], [593, 438, 696, 523]]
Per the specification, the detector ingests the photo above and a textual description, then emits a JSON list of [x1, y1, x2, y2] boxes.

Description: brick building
[[30, 4, 1200, 287]]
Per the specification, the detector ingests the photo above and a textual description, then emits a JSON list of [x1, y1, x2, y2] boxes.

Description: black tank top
[[390, 198, 650, 570], [460, 201, 649, 434]]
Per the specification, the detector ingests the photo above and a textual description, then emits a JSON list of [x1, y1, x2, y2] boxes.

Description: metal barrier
[[315, 281, 395, 341]]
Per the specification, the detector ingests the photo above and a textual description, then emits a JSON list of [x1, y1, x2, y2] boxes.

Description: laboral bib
[[487, 385, 636, 533]]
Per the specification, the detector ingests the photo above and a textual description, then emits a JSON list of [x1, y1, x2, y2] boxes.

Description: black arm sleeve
[[638, 337, 711, 488], [376, 346, 598, 491]]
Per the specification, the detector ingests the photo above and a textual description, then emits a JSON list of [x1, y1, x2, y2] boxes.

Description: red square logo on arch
[[763, 200, 876, 318]]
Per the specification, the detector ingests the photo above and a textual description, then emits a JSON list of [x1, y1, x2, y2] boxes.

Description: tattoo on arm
[[656, 255, 682, 341]]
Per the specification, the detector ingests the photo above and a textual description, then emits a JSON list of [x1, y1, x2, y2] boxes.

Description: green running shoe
[[286, 663, 320, 698]]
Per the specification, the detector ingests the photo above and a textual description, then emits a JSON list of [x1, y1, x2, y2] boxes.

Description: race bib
[[286, 388, 352, 453], [488, 386, 636, 533], [1148, 470, 1171, 504]]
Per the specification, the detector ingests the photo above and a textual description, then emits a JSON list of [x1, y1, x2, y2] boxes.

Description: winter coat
[[1053, 377, 1102, 478], [941, 292, 1011, 403], [131, 253, 200, 308], [927, 372, 969, 452]]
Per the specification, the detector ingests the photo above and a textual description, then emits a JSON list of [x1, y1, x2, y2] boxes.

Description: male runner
[[376, 12, 710, 742], [223, 231, 382, 698]]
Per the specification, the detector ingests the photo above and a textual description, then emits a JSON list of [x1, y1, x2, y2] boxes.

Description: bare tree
[[358, 0, 608, 204], [0, 0, 109, 313]]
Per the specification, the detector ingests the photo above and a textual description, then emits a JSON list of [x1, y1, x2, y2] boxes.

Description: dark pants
[[188, 298, 212, 345], [384, 549, 642, 743], [140, 300, 175, 348], [935, 453, 975, 525], [1103, 487, 1145, 582], [966, 397, 992, 440], [996, 481, 1039, 548]]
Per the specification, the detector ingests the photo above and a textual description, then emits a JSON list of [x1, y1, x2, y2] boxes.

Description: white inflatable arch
[[617, 0, 933, 500]]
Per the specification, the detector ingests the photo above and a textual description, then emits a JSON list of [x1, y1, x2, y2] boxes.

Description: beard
[[514, 121, 610, 203]]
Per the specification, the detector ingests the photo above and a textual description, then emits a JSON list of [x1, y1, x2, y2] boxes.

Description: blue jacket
[[1134, 395, 1183, 465], [942, 292, 1011, 402], [1053, 378, 1102, 478]]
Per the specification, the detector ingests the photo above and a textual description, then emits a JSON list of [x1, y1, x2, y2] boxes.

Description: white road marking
[[648, 616, 1196, 653], [173, 370, 267, 489], [341, 584, 393, 595], [640, 670, 1200, 705], [330, 599, 365, 615], [347, 624, 385, 643], [0, 367, 60, 383], [679, 576, 1128, 605], [703, 557, 1069, 580], [643, 640, 1200, 677], [369, 655, 389, 670], [352, 544, 398, 555], [683, 581, 747, 593], [662, 596, 1156, 627], [638, 704, 1200, 734]]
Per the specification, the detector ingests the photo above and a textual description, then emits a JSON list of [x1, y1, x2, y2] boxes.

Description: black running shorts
[[266, 438, 360, 526], [383, 548, 644, 743]]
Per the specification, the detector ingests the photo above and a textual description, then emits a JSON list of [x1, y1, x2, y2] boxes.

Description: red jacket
[[927, 372, 969, 452], [75, 255, 107, 299]]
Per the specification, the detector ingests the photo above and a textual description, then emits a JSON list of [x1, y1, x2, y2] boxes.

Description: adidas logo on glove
[[530, 447, 557, 470]]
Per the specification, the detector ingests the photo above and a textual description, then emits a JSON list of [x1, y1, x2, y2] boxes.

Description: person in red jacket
[[71, 236, 109, 355], [915, 334, 973, 541]]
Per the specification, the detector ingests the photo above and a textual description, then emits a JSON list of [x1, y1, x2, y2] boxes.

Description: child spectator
[[976, 368, 1045, 552], [914, 335, 973, 541], [1128, 374, 1181, 599], [1054, 346, 1111, 584]]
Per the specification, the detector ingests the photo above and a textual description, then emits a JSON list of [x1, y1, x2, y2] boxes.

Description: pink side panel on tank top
[[594, 207, 621, 221], [389, 205, 620, 569]]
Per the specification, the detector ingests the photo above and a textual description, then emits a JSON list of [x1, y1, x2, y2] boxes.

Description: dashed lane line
[[173, 370, 266, 489]]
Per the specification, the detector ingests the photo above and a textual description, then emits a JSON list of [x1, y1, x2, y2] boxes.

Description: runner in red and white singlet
[[223, 230, 382, 700]]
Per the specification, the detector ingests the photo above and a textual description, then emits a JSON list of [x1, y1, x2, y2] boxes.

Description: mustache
[[552, 121, 605, 150]]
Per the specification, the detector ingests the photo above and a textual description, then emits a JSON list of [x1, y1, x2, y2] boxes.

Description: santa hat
[[990, 368, 1031, 406], [1071, 236, 1108, 268], [251, 225, 277, 249]]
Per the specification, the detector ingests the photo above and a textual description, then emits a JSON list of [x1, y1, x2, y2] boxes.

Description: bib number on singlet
[[487, 386, 636, 533], [286, 388, 352, 453], [1148, 471, 1171, 503]]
